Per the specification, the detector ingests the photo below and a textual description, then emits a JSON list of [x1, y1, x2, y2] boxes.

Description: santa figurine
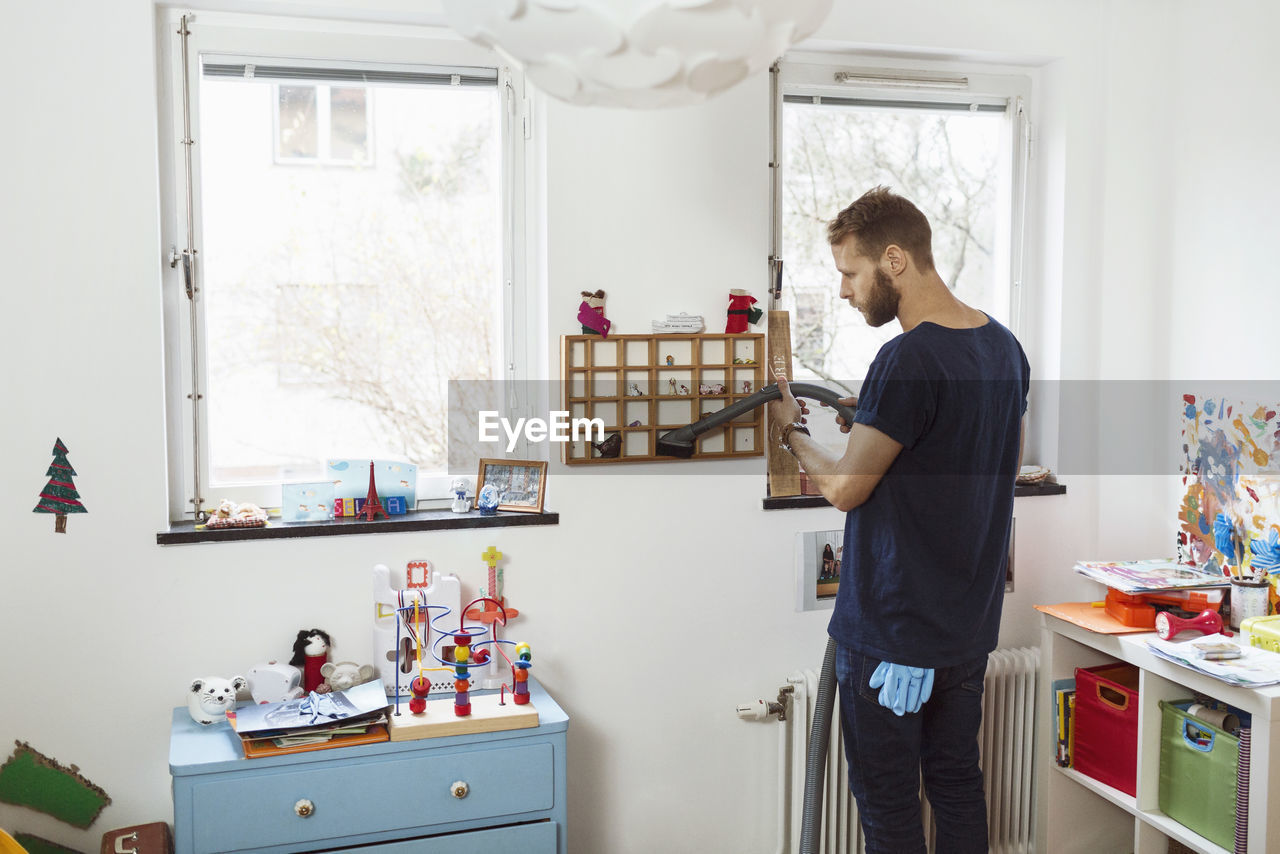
[[578, 289, 611, 337], [725, 289, 763, 333], [290, 629, 332, 694]]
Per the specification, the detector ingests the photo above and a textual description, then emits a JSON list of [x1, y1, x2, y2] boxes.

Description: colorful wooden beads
[[409, 676, 430, 715], [454, 634, 473, 717], [513, 641, 532, 705]]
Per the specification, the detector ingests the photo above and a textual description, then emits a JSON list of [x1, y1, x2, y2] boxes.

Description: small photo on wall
[[795, 529, 843, 612]]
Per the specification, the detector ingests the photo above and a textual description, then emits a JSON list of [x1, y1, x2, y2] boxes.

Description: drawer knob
[[294, 798, 315, 818], [450, 781, 470, 799]]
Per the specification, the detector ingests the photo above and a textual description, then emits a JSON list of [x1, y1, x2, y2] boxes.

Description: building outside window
[[158, 16, 529, 517]]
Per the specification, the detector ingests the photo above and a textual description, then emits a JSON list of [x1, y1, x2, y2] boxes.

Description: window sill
[[761, 481, 1066, 510], [156, 508, 559, 545]]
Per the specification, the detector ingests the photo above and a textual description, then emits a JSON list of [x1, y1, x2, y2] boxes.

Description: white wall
[[6, 0, 1276, 852]]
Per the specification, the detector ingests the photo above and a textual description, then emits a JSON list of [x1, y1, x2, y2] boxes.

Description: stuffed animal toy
[[725, 288, 763, 333], [317, 661, 378, 694], [246, 660, 304, 704], [289, 629, 332, 694], [187, 675, 246, 725], [577, 289, 611, 337]]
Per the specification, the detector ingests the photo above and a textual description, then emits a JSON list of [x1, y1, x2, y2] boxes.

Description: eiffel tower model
[[358, 460, 388, 521]]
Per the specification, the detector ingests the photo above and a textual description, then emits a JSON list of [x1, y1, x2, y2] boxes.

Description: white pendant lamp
[[442, 0, 833, 108]]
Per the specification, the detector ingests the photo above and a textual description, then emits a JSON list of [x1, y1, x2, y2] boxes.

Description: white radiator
[[777, 646, 1039, 854]]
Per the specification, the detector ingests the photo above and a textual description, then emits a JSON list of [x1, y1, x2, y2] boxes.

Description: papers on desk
[[1074, 558, 1229, 593], [230, 679, 390, 737], [226, 680, 392, 757], [1147, 634, 1280, 687]]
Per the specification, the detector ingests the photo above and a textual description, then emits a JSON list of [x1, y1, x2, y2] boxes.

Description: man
[[769, 187, 1028, 854]]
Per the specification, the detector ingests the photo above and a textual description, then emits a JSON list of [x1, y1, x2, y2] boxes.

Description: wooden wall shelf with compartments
[[560, 333, 766, 464]]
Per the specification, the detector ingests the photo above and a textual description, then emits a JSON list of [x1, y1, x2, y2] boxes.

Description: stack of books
[[651, 313, 704, 333], [227, 679, 391, 758], [1052, 678, 1075, 767]]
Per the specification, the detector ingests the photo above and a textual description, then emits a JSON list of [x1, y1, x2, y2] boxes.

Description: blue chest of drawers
[[169, 680, 567, 854]]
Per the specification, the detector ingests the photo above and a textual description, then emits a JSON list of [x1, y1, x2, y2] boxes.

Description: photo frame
[[475, 458, 548, 513], [795, 528, 843, 612]]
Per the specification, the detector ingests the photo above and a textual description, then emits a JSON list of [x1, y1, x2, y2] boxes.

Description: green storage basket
[[1158, 700, 1239, 849]]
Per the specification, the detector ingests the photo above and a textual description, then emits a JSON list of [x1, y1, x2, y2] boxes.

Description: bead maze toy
[[373, 554, 538, 741], [373, 561, 461, 697], [465, 546, 521, 689]]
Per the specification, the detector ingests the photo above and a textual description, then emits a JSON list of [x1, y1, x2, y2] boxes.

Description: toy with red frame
[[381, 549, 537, 741]]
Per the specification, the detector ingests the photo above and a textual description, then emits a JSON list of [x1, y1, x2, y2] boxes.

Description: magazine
[[1073, 558, 1228, 594], [1147, 634, 1280, 687], [229, 679, 390, 737]]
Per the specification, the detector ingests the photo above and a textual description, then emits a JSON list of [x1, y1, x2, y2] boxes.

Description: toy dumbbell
[[1154, 608, 1225, 640]]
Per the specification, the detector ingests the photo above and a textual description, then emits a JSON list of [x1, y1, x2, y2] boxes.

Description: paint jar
[[1188, 703, 1240, 735], [1229, 577, 1270, 630]]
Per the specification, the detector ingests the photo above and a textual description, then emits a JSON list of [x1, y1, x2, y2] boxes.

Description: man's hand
[[818, 394, 859, 433], [768, 373, 808, 428], [868, 661, 935, 716]]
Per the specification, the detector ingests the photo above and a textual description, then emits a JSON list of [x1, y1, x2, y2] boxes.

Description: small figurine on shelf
[[187, 674, 246, 725], [627, 383, 643, 397], [628, 419, 642, 427], [577, 289, 611, 337], [245, 660, 303, 704], [678, 384, 690, 395], [358, 460, 388, 521], [318, 661, 377, 693], [725, 288, 763, 333], [666, 355, 674, 366], [593, 433, 622, 458], [290, 629, 332, 694], [742, 380, 752, 394], [450, 477, 470, 514], [668, 377, 677, 395], [477, 482, 501, 515]]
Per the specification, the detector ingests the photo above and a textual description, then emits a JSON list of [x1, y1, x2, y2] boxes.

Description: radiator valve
[[735, 685, 793, 721]]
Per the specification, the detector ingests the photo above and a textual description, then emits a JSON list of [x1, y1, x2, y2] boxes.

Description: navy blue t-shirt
[[827, 316, 1029, 668]]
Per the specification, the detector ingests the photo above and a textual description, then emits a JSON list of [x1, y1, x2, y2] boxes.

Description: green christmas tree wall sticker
[[34, 438, 86, 533]]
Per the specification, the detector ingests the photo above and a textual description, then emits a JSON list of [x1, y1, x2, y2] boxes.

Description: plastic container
[[1158, 700, 1239, 849], [1072, 662, 1140, 795], [1240, 613, 1280, 651]]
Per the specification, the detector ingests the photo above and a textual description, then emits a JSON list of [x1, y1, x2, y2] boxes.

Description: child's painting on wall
[[1179, 395, 1280, 606]]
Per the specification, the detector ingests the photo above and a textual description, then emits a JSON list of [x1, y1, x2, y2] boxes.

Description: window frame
[[773, 52, 1034, 346], [270, 81, 376, 166], [156, 10, 537, 521]]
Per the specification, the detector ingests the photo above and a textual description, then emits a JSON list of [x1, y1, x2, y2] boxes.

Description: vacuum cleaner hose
[[799, 636, 837, 854], [654, 382, 847, 850], [655, 382, 856, 458]]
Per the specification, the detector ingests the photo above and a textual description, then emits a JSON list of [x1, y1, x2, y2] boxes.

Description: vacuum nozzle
[[655, 383, 855, 459]]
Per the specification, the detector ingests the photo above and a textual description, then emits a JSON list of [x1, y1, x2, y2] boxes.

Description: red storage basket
[[1072, 662, 1140, 796]]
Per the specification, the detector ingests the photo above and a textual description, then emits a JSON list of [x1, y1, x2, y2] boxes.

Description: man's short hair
[[827, 187, 935, 271]]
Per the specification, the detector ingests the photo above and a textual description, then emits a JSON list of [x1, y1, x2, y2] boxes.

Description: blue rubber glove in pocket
[[868, 661, 935, 716]]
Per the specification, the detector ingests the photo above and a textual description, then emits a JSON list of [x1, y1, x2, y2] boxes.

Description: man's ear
[[882, 245, 908, 275]]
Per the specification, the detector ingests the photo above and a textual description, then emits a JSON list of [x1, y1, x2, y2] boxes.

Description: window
[[158, 14, 532, 519], [274, 83, 371, 164], [773, 58, 1031, 446]]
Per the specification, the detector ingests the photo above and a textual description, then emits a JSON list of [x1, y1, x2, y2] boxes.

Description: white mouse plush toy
[[188, 675, 246, 725]]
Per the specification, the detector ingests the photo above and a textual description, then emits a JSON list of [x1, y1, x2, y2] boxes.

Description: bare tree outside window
[[199, 77, 501, 486], [781, 103, 1005, 398]]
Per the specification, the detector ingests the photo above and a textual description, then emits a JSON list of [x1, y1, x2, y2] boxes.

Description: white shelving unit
[[1037, 612, 1280, 853]]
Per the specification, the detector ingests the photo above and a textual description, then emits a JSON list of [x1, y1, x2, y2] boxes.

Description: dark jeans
[[835, 643, 989, 854]]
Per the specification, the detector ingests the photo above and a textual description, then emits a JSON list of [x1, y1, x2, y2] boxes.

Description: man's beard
[[860, 267, 899, 327]]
